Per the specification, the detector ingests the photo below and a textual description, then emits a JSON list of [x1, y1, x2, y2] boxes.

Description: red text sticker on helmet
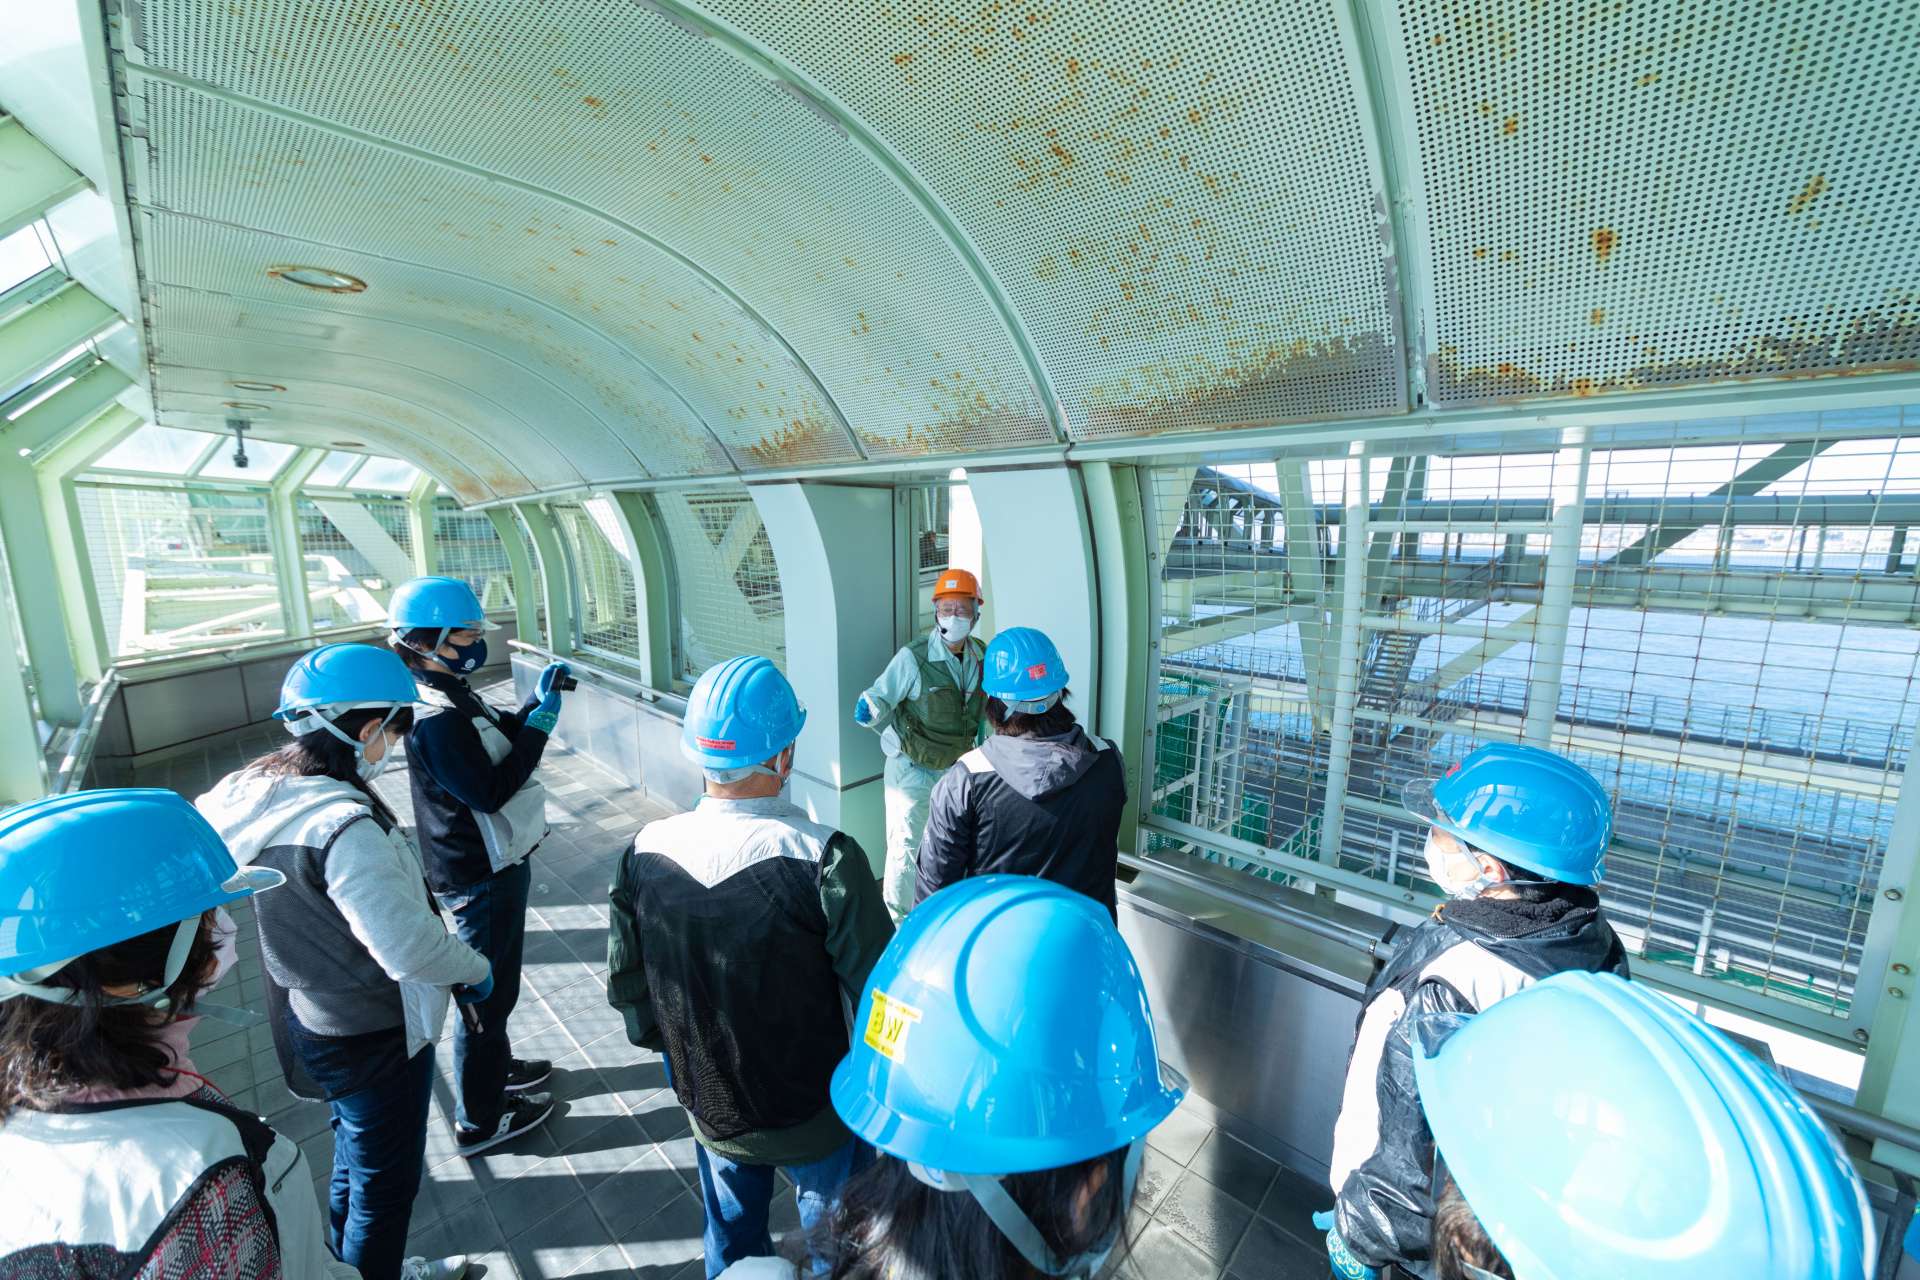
[[1026, 663, 1048, 680], [696, 736, 737, 750], [863, 989, 922, 1064]]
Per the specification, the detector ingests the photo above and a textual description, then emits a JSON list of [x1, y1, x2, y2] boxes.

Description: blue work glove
[[453, 968, 494, 1005], [853, 696, 875, 726], [536, 660, 571, 701], [525, 663, 567, 734], [1313, 1210, 1379, 1280]]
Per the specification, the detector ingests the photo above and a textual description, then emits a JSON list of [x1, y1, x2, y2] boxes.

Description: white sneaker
[[400, 1257, 469, 1280]]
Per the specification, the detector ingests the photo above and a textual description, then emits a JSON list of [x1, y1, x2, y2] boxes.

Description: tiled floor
[[140, 686, 1331, 1280]]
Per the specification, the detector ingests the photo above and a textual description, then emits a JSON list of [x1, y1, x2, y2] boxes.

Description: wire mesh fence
[[432, 497, 516, 614], [297, 496, 414, 630], [654, 486, 786, 686], [550, 499, 641, 662], [76, 482, 284, 657], [1146, 429, 1920, 1028]]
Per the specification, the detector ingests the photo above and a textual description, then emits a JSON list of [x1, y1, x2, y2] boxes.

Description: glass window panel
[[195, 438, 298, 481], [305, 451, 364, 487], [0, 224, 53, 296], [349, 456, 421, 492], [654, 486, 786, 687], [432, 498, 516, 613], [92, 425, 217, 475]]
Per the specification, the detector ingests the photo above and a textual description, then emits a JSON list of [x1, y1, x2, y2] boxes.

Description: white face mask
[[937, 614, 974, 644], [1424, 830, 1497, 900], [357, 742, 393, 782]]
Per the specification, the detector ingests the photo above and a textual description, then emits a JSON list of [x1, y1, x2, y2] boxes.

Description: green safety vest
[[894, 636, 987, 770]]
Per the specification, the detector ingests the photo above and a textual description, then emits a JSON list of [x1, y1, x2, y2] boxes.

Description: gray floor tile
[[1190, 1131, 1278, 1218], [1118, 1220, 1222, 1280], [1158, 1169, 1257, 1264], [1257, 1166, 1333, 1245], [508, 1195, 616, 1279], [408, 1193, 506, 1263], [585, 1147, 684, 1238], [1148, 1103, 1216, 1166], [613, 1191, 706, 1278], [1225, 1214, 1329, 1280], [490, 1164, 592, 1240], [1137, 1142, 1186, 1216]]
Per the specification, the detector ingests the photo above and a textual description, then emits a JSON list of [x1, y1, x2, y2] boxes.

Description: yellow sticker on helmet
[[864, 989, 923, 1063]]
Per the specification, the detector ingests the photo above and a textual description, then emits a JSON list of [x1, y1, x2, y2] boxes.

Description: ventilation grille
[[1395, 0, 1920, 403]]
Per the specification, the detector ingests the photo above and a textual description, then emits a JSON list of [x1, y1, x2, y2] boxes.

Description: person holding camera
[[389, 576, 569, 1157]]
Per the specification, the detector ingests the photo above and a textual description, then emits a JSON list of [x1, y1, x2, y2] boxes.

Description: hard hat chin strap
[[284, 704, 401, 759], [907, 1139, 1143, 1278], [393, 625, 453, 661], [0, 914, 200, 1009]]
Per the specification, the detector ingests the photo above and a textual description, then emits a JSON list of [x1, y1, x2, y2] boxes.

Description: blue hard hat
[[831, 875, 1184, 1177], [681, 655, 806, 770], [982, 627, 1069, 705], [277, 643, 420, 725], [1414, 971, 1874, 1280], [389, 576, 495, 632], [0, 789, 283, 978], [1403, 742, 1612, 883]]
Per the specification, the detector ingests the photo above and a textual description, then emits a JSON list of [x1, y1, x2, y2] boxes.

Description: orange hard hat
[[932, 567, 982, 602]]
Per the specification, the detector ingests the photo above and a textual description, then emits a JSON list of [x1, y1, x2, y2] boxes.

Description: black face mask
[[445, 637, 487, 674]]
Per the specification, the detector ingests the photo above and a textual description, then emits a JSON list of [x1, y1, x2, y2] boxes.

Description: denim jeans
[[435, 856, 531, 1132], [693, 1136, 873, 1279], [287, 1019, 434, 1280]]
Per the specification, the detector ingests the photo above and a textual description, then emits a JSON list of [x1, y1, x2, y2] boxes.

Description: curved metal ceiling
[[98, 0, 1920, 498]]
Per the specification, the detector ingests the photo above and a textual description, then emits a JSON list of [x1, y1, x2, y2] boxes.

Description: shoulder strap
[[959, 748, 994, 774]]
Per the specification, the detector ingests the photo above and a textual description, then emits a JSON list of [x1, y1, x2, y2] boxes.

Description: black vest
[[618, 799, 852, 1141]]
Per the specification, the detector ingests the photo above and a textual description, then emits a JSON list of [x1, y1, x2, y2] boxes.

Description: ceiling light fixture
[[228, 380, 287, 393], [223, 400, 272, 412], [267, 265, 367, 293], [330, 440, 366, 448]]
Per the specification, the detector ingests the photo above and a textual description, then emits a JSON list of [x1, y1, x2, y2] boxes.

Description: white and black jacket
[[0, 1088, 358, 1280], [1328, 886, 1629, 1278]]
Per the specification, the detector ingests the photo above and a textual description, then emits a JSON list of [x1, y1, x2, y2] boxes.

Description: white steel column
[[268, 449, 324, 641], [965, 466, 1101, 728], [752, 483, 893, 868], [1318, 445, 1370, 865], [1523, 430, 1591, 745]]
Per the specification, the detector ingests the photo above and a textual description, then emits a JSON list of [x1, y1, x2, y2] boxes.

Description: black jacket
[[917, 725, 1127, 913], [1329, 886, 1629, 1277], [405, 669, 550, 892]]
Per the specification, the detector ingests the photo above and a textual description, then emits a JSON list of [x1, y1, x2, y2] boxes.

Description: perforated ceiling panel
[[700, 0, 1407, 437], [149, 357, 548, 496], [135, 211, 734, 480], [128, 82, 805, 471], [1394, 0, 1920, 403], [127, 0, 1052, 459]]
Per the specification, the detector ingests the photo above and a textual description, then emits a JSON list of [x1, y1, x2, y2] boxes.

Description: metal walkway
[[140, 691, 1330, 1280]]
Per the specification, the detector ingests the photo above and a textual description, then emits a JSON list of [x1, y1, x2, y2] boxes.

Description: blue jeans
[[693, 1137, 873, 1279], [287, 1020, 434, 1280], [435, 856, 531, 1132]]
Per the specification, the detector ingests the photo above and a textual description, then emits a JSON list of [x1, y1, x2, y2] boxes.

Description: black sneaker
[[504, 1057, 552, 1093], [456, 1095, 555, 1157]]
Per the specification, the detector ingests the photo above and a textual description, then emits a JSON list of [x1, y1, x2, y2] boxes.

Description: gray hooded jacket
[[917, 725, 1127, 913]]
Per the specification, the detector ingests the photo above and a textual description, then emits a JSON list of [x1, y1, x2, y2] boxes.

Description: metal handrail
[[50, 671, 121, 794]]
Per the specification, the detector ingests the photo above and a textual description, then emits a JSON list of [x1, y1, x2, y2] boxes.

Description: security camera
[[227, 417, 250, 469]]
